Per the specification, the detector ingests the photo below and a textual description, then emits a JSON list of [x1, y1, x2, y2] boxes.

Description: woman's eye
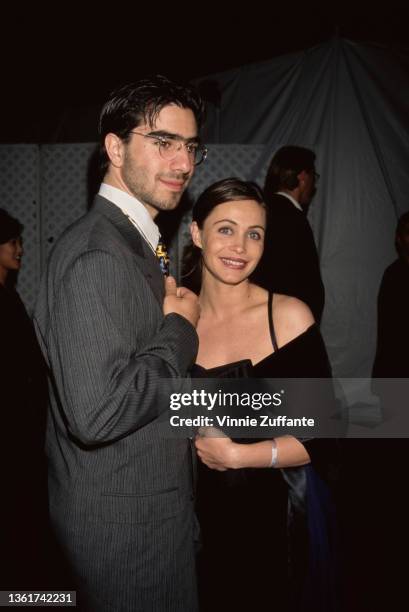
[[249, 231, 261, 240], [218, 227, 232, 235]]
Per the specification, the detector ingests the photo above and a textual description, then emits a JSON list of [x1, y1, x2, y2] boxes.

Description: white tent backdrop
[[196, 37, 409, 410], [1, 38, 407, 417]]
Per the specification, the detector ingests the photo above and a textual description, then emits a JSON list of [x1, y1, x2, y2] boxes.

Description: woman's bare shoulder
[[273, 294, 315, 342]]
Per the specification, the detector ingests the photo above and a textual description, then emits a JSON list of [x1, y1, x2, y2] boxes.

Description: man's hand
[[163, 276, 200, 328]]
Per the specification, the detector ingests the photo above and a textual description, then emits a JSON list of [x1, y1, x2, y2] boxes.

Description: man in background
[[253, 146, 325, 323], [372, 210, 409, 378]]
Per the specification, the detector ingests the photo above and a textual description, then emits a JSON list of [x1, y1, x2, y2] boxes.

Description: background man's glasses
[[131, 131, 208, 166]]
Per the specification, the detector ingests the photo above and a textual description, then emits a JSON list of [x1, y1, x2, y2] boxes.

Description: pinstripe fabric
[[34, 196, 199, 611]]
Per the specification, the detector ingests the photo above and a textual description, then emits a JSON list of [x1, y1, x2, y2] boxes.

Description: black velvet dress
[[193, 294, 339, 612]]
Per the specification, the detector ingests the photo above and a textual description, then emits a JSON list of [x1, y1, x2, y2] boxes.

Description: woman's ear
[[190, 221, 203, 249]]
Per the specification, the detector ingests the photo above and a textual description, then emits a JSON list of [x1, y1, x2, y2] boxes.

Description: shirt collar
[[276, 191, 303, 212], [98, 183, 160, 252]]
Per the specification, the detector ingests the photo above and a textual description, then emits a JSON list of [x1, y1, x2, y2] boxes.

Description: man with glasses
[[253, 145, 325, 323], [34, 76, 206, 611]]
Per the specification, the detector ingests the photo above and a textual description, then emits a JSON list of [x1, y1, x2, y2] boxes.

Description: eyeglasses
[[313, 171, 320, 182], [130, 131, 208, 166]]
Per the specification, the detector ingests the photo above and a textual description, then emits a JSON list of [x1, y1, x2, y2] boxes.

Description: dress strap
[[268, 292, 279, 352]]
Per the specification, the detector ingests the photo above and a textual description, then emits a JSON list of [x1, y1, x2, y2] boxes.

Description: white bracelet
[[270, 438, 278, 468]]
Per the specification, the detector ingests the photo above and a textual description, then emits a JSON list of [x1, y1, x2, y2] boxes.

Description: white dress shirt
[[276, 191, 303, 212], [98, 183, 160, 253]]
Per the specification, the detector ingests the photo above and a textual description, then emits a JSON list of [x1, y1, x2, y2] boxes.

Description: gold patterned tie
[[155, 236, 170, 277]]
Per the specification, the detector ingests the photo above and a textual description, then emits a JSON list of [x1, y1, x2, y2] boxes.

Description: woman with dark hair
[[0, 208, 48, 588], [186, 179, 338, 611], [0, 208, 23, 286]]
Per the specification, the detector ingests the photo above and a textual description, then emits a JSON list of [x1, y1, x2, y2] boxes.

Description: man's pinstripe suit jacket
[[34, 195, 199, 611]]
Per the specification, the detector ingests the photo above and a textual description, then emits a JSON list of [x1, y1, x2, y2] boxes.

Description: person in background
[[357, 212, 409, 611], [372, 210, 409, 378], [0, 208, 48, 588], [253, 146, 325, 323]]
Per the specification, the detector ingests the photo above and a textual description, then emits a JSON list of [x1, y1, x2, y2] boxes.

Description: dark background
[[2, 5, 408, 143], [2, 5, 408, 609]]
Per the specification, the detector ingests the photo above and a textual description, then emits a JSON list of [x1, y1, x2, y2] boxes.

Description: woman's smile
[[219, 256, 248, 269]]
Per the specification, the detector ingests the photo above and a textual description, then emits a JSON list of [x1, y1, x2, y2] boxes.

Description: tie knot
[[155, 237, 170, 276]]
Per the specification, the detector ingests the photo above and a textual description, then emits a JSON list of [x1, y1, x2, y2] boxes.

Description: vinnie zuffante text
[[168, 389, 315, 429]]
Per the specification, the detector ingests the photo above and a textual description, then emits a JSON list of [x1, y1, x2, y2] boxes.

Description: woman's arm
[[195, 433, 310, 471]]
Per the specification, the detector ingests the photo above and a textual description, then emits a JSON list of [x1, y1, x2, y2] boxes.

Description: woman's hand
[[195, 427, 241, 471], [195, 432, 311, 470]]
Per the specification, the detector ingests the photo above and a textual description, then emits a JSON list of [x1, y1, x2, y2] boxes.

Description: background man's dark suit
[[372, 257, 409, 378], [34, 195, 199, 611], [253, 193, 325, 323]]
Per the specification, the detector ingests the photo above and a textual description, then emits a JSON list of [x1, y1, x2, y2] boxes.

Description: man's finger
[[164, 275, 177, 295], [176, 286, 195, 299]]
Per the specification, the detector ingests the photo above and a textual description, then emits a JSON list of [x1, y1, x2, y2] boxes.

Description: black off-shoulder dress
[[193, 294, 340, 612]]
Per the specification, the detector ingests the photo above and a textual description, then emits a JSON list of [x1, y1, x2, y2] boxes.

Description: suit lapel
[[92, 195, 165, 305]]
